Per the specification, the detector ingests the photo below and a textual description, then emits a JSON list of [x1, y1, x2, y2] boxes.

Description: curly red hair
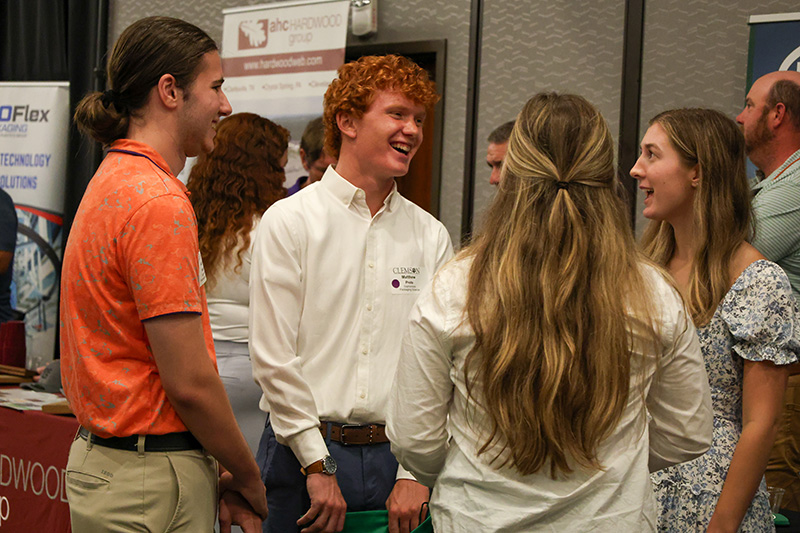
[[323, 54, 439, 158], [187, 112, 289, 288]]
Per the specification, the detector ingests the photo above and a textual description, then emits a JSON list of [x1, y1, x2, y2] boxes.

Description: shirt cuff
[[395, 462, 416, 481], [287, 426, 329, 469]]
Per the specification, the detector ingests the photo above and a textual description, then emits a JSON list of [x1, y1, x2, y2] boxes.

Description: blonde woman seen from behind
[[635, 108, 800, 532], [386, 93, 713, 532]]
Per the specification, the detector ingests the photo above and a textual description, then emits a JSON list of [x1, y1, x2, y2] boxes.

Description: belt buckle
[[340, 424, 368, 446]]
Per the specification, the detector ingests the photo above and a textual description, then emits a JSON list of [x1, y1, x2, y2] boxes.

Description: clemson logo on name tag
[[390, 266, 422, 294]]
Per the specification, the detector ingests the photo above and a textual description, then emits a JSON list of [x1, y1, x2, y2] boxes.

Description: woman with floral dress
[[633, 107, 800, 532]]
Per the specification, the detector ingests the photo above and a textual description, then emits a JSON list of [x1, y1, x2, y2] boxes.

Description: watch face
[[322, 455, 338, 475]]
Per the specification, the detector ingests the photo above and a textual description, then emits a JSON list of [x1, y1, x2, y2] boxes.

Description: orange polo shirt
[[60, 139, 216, 437]]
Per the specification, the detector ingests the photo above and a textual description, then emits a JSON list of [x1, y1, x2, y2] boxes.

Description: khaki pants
[[66, 432, 217, 532], [766, 374, 800, 511]]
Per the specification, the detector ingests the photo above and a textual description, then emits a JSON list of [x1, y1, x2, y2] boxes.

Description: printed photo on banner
[[221, 0, 350, 186]]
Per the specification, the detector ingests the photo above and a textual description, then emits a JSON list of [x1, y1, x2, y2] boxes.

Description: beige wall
[[109, 0, 799, 241], [635, 0, 800, 235], [109, 0, 471, 245], [473, 0, 624, 226]]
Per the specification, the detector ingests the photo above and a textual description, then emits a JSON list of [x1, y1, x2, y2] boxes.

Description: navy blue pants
[[257, 418, 398, 533]]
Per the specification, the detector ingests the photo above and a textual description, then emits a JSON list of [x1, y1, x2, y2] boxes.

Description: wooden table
[[0, 397, 78, 531]]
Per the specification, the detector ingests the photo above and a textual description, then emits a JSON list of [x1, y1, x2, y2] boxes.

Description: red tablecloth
[[0, 404, 78, 532]]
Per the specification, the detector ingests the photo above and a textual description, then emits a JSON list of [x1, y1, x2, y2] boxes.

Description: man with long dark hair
[[61, 17, 267, 532]]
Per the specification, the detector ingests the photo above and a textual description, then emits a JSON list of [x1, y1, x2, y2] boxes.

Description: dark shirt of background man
[[0, 188, 18, 323]]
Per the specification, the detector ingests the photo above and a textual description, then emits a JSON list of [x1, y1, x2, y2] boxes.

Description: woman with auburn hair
[[386, 92, 713, 531], [634, 108, 800, 532], [187, 112, 289, 454]]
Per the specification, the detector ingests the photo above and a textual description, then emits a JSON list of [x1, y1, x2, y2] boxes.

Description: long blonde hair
[[464, 92, 660, 478], [640, 109, 751, 326]]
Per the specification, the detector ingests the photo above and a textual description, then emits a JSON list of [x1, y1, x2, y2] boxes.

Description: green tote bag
[[341, 510, 433, 533]]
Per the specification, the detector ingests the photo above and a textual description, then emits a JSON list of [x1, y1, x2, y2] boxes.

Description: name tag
[[390, 266, 422, 294], [198, 251, 207, 287]]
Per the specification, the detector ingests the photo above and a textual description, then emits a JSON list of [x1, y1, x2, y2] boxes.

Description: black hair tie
[[100, 89, 127, 113], [100, 89, 116, 108], [556, 180, 570, 190]]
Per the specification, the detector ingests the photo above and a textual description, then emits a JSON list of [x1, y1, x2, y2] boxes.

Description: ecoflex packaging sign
[[221, 0, 349, 118], [0, 82, 69, 369]]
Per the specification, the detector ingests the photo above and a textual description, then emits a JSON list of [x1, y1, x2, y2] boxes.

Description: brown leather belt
[[319, 422, 388, 445]]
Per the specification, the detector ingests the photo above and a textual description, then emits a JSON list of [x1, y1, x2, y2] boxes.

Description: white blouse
[[206, 224, 259, 343], [387, 257, 713, 532]]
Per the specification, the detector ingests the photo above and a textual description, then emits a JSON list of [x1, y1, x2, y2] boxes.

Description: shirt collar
[[320, 166, 400, 213], [752, 147, 800, 194], [107, 139, 188, 194], [765, 147, 800, 184]]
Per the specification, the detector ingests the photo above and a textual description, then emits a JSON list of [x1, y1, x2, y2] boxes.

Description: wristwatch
[[301, 455, 337, 476]]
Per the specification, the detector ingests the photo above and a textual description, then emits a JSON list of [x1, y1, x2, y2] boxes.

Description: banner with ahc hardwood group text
[[221, 0, 349, 122]]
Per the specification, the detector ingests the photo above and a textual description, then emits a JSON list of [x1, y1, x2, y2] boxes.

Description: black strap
[[78, 426, 202, 452], [106, 148, 172, 178], [419, 501, 430, 523]]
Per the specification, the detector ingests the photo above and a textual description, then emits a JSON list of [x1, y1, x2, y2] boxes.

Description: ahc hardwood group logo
[[238, 19, 269, 50]]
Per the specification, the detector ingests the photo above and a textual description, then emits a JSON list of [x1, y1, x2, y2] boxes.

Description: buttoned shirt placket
[[350, 189, 392, 421]]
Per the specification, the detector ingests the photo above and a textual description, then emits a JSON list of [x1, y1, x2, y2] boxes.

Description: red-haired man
[[250, 55, 453, 533]]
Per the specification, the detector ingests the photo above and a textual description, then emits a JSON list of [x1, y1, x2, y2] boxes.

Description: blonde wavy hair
[[640, 109, 752, 326], [464, 92, 660, 478]]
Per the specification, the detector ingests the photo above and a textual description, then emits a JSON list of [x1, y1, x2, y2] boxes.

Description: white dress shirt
[[206, 224, 258, 343], [387, 257, 713, 531], [249, 166, 454, 473]]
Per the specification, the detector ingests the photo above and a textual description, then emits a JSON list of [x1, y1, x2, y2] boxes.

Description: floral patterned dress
[[652, 260, 800, 532]]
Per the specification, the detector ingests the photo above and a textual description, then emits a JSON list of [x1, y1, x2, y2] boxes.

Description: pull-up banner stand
[[221, 0, 349, 119], [746, 12, 800, 85], [219, 0, 349, 186], [0, 81, 69, 370]]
